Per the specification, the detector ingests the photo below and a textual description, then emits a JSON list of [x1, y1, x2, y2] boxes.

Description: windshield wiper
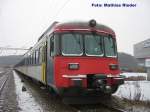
[[71, 32, 83, 51], [93, 34, 103, 53]]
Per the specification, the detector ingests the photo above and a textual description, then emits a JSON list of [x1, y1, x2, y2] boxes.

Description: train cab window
[[61, 33, 83, 56], [104, 36, 117, 57], [85, 34, 103, 56]]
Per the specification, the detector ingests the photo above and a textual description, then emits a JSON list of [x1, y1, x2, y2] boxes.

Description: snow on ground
[[0, 71, 4, 74], [114, 72, 150, 101], [13, 71, 43, 112], [120, 72, 147, 78]]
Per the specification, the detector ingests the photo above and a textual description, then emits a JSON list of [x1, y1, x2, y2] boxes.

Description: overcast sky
[[0, 0, 150, 55]]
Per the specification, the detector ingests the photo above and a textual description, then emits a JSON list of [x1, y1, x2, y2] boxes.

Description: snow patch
[[114, 81, 150, 101], [120, 72, 147, 78], [0, 71, 4, 74], [13, 71, 43, 112]]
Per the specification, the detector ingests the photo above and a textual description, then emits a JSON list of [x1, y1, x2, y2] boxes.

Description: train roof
[[38, 20, 116, 42], [54, 21, 115, 35]]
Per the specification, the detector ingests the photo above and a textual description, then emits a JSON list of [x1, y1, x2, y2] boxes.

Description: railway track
[[99, 103, 127, 112], [71, 103, 127, 112], [64, 96, 128, 112], [0, 71, 9, 95]]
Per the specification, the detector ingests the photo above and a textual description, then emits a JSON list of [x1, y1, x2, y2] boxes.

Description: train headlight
[[109, 64, 118, 70], [68, 63, 79, 70], [89, 19, 96, 27]]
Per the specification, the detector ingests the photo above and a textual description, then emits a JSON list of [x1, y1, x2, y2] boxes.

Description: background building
[[134, 38, 150, 80]]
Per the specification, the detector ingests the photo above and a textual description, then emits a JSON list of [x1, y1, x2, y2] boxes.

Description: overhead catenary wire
[[50, 0, 71, 22], [37, 0, 71, 42]]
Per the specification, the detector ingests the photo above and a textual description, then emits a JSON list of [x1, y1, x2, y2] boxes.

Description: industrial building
[[134, 38, 150, 80]]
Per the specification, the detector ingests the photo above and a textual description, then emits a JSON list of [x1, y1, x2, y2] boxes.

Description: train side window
[[44, 46, 46, 62], [33, 52, 35, 64], [38, 48, 41, 64], [28, 56, 30, 65], [39, 47, 42, 64], [31, 54, 32, 65], [36, 50, 39, 64], [29, 55, 30, 65], [33, 52, 35, 65], [33, 53, 34, 64], [25, 57, 27, 65], [42, 46, 46, 62], [22, 60, 23, 65], [38, 48, 40, 64], [32, 53, 34, 65], [31, 53, 33, 65], [42, 47, 44, 62], [30, 55, 32, 65], [34, 51, 36, 64], [27, 57, 29, 65], [24, 59, 25, 65], [29, 55, 31, 65], [34, 52, 36, 64], [50, 37, 54, 56]]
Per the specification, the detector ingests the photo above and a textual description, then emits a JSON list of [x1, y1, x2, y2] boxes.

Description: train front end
[[52, 20, 124, 96]]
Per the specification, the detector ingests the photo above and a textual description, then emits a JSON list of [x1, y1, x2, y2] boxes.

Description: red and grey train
[[15, 20, 124, 96]]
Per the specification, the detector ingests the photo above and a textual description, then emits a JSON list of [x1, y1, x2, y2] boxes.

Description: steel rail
[[100, 103, 127, 112], [0, 73, 9, 95], [71, 104, 127, 112], [69, 97, 127, 112]]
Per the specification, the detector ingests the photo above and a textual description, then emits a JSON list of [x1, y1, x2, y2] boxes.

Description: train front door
[[46, 34, 55, 85], [41, 42, 47, 84]]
